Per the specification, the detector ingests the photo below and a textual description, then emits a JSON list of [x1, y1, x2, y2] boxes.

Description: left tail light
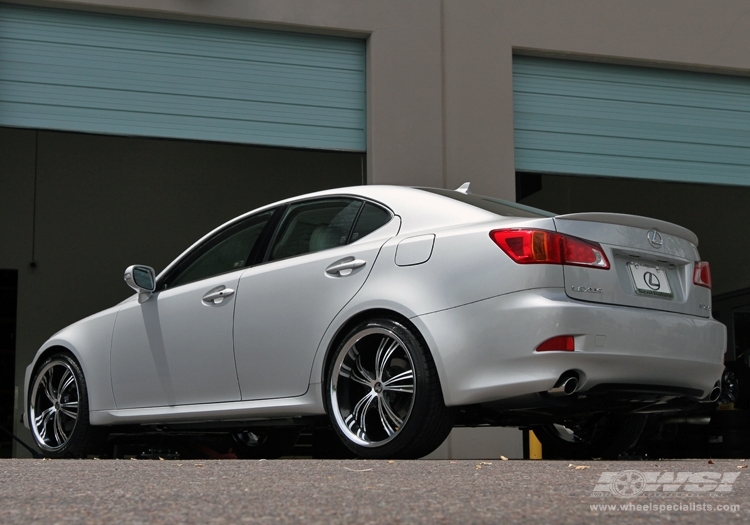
[[490, 229, 610, 270]]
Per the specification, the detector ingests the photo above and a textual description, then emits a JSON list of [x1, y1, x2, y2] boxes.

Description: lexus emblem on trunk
[[647, 229, 663, 248]]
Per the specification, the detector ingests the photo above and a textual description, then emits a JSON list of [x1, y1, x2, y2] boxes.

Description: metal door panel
[[111, 272, 242, 408], [233, 220, 399, 400]]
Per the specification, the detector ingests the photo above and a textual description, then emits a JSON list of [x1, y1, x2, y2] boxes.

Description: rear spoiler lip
[[554, 212, 699, 247]]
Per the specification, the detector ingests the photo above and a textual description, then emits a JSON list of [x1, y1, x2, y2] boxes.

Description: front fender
[[23, 303, 124, 428]]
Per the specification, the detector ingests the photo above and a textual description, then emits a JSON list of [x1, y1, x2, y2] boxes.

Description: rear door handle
[[202, 287, 235, 305], [325, 258, 366, 277]]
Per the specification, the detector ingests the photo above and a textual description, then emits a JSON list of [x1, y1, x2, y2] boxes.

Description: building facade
[[3, 0, 750, 457]]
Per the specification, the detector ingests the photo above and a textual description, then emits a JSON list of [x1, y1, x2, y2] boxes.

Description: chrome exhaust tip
[[708, 386, 721, 402], [548, 375, 579, 396], [700, 381, 721, 403]]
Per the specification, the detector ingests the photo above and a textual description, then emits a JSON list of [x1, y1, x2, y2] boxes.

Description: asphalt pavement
[[1, 458, 749, 524]]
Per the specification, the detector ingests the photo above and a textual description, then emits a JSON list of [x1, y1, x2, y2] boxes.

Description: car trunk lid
[[553, 213, 711, 317]]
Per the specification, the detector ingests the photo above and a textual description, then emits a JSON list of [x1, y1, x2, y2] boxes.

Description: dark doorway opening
[[0, 270, 18, 458]]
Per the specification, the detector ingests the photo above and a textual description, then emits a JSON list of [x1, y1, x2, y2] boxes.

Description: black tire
[[229, 428, 301, 459], [325, 318, 454, 459], [28, 353, 103, 458], [533, 414, 647, 460]]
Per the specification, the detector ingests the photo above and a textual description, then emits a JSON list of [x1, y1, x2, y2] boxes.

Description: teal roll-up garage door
[[514, 56, 750, 186], [0, 4, 365, 151]]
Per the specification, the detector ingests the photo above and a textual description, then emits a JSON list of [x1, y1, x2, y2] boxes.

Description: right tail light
[[693, 261, 712, 289]]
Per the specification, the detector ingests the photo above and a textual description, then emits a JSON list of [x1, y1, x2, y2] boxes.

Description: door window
[[351, 202, 393, 242], [163, 210, 274, 288], [269, 199, 362, 261]]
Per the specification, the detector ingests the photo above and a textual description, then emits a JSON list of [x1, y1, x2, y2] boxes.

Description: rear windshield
[[418, 188, 555, 218]]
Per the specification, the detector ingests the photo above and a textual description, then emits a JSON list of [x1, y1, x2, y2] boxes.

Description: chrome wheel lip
[[330, 326, 416, 448], [29, 359, 80, 453]]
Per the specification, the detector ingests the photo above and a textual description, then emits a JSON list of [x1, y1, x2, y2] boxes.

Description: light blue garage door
[[514, 56, 750, 186], [0, 4, 366, 151]]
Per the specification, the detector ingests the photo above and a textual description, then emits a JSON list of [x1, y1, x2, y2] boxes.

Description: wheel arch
[[24, 344, 81, 427], [24, 307, 121, 426], [315, 306, 449, 408]]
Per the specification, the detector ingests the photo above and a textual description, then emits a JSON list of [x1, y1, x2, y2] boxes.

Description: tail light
[[693, 261, 712, 289], [490, 229, 610, 269]]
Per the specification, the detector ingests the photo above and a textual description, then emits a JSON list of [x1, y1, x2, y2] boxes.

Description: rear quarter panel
[[309, 215, 563, 389]]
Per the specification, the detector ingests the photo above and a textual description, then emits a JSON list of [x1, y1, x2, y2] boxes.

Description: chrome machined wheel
[[330, 327, 416, 448], [29, 358, 80, 453]]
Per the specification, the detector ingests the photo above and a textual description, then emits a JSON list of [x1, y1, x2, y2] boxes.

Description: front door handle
[[202, 287, 235, 305], [325, 258, 366, 277]]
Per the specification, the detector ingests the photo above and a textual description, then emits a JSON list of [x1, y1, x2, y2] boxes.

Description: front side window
[[269, 199, 362, 261], [163, 210, 274, 289]]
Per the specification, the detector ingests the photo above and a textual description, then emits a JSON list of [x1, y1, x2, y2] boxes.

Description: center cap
[[54, 401, 60, 411], [374, 382, 383, 394]]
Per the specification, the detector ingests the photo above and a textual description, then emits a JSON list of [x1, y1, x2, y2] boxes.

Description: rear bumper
[[414, 288, 726, 407]]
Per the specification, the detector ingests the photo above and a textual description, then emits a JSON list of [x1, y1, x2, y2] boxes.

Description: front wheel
[[325, 318, 454, 459], [28, 353, 101, 458], [533, 414, 647, 460]]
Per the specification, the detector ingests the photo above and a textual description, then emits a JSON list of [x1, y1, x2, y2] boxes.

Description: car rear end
[[410, 191, 725, 415]]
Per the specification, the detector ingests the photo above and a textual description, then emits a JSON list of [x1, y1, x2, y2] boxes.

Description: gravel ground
[[1, 458, 749, 524]]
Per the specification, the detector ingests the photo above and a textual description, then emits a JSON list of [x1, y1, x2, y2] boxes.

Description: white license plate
[[627, 262, 673, 298]]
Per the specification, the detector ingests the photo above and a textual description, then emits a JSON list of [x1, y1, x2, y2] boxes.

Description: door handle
[[325, 258, 366, 277], [202, 287, 235, 305]]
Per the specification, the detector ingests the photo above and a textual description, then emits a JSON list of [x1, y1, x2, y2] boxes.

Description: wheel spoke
[[375, 338, 399, 380], [59, 369, 75, 398], [346, 360, 373, 388], [59, 400, 78, 419], [348, 391, 376, 436], [35, 406, 54, 431], [378, 395, 404, 435], [382, 370, 414, 393], [52, 411, 66, 446], [355, 355, 375, 384], [42, 371, 56, 404]]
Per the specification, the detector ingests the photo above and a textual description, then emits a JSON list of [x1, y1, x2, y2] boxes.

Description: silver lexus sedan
[[24, 184, 726, 459]]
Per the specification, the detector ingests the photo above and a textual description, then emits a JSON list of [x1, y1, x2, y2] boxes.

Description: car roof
[[155, 185, 539, 281]]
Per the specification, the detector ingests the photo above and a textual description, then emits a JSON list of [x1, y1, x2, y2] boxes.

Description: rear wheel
[[533, 414, 647, 459], [28, 353, 102, 458], [326, 318, 453, 459]]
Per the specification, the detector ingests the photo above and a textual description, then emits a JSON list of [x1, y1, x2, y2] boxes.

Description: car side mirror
[[124, 265, 156, 303]]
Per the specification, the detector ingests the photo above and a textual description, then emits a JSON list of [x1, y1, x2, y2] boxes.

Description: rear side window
[[419, 188, 555, 218], [269, 199, 362, 261], [351, 202, 392, 242]]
